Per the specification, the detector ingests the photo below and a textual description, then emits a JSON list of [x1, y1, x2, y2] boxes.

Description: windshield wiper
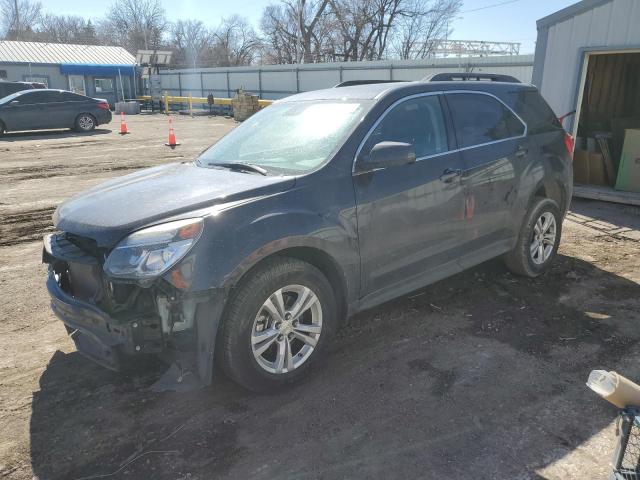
[[210, 162, 268, 176]]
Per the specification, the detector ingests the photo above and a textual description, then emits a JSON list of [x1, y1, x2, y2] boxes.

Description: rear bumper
[[46, 272, 161, 370], [95, 110, 112, 125]]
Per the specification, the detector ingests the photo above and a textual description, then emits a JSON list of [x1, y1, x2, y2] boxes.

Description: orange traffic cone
[[119, 112, 129, 135], [165, 117, 180, 147]]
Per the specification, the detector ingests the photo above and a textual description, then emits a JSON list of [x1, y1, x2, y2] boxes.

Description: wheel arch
[[225, 245, 350, 324], [532, 178, 566, 213]]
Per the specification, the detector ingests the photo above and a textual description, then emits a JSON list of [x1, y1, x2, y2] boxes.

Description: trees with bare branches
[[261, 0, 461, 64], [261, 0, 332, 64], [392, 0, 462, 59], [261, 4, 299, 64], [37, 15, 99, 44], [0, 0, 462, 67], [99, 0, 167, 52], [212, 15, 262, 67], [171, 20, 214, 68], [0, 0, 42, 40]]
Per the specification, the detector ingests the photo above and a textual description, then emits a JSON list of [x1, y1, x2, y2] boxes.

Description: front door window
[[68, 75, 86, 95], [360, 95, 449, 160]]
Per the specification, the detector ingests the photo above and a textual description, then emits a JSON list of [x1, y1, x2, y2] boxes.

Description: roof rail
[[333, 79, 406, 88], [422, 72, 521, 83]]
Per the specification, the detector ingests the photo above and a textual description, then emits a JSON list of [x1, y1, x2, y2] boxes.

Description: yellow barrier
[[136, 95, 273, 111]]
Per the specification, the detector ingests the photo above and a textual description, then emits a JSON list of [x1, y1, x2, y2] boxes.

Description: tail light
[[563, 132, 574, 156], [97, 102, 110, 110]]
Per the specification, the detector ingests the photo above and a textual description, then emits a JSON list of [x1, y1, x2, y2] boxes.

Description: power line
[[461, 0, 525, 14]]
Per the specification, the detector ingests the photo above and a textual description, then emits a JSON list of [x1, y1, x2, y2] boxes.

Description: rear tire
[[217, 257, 337, 392], [75, 113, 96, 132], [503, 197, 562, 277]]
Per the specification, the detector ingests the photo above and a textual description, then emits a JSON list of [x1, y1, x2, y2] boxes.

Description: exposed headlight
[[104, 218, 203, 280]]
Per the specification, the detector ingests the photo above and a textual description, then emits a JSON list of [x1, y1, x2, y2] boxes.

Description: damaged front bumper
[[43, 232, 224, 386], [46, 272, 161, 370]]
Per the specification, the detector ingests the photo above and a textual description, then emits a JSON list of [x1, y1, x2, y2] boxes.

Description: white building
[[0, 41, 136, 107]]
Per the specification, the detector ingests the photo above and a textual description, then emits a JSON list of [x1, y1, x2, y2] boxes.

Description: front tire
[[75, 113, 96, 132], [503, 197, 562, 277], [217, 257, 337, 392]]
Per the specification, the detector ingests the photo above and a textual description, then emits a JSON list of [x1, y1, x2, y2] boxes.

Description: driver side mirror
[[357, 141, 416, 172]]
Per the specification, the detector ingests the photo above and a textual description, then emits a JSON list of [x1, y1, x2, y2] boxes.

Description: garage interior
[[573, 50, 640, 205]]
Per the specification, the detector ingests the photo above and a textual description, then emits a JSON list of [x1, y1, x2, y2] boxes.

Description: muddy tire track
[[0, 163, 157, 181], [0, 206, 56, 247]]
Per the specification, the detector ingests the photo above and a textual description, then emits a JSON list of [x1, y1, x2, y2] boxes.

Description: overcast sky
[[42, 0, 579, 54]]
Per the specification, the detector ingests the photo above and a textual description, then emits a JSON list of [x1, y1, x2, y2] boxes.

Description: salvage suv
[[44, 80, 573, 391]]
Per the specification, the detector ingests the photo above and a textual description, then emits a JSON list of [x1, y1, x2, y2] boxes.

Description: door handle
[[440, 168, 462, 183], [516, 146, 528, 158]]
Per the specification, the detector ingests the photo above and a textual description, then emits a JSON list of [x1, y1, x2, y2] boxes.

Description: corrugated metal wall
[[534, 0, 640, 125], [152, 55, 534, 101]]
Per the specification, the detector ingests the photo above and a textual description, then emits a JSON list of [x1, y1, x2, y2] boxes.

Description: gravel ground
[[1, 114, 639, 480]]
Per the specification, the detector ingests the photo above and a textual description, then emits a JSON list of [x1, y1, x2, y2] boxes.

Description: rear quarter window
[[60, 92, 86, 102], [507, 89, 563, 135]]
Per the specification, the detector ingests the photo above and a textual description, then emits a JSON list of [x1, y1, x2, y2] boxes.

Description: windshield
[[196, 100, 370, 174]]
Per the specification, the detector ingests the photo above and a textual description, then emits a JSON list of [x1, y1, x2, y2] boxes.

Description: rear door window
[[446, 93, 525, 148], [17, 91, 61, 104], [361, 94, 449, 159]]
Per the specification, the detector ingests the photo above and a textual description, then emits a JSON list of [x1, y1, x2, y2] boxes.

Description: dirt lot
[[1, 114, 640, 480]]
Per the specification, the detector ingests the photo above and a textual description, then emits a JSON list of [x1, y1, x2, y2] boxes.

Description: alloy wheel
[[530, 211, 556, 265], [78, 115, 94, 131], [251, 284, 323, 374]]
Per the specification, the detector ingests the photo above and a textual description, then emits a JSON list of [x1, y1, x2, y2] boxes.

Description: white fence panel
[[202, 72, 227, 94], [261, 70, 296, 98], [229, 71, 259, 91], [342, 67, 392, 82], [152, 55, 534, 100], [299, 69, 341, 91], [180, 73, 200, 91]]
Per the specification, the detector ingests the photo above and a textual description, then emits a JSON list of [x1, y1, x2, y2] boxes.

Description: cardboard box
[[616, 129, 640, 193], [589, 152, 607, 186], [573, 149, 590, 184]]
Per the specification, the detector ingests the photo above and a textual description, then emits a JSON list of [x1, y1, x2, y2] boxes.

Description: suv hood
[[54, 162, 296, 247]]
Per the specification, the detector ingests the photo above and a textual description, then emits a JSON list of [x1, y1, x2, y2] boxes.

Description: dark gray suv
[[43, 81, 573, 391]]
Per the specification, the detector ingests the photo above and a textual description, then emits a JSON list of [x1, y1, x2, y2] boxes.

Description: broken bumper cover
[[43, 231, 225, 387], [46, 272, 160, 370]]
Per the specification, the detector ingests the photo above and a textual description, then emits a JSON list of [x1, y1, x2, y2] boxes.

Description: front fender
[[183, 174, 360, 302]]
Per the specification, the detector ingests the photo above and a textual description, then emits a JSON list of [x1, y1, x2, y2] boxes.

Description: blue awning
[[59, 63, 135, 77]]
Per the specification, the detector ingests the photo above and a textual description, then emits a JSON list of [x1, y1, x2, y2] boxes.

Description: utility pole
[[14, 0, 20, 40]]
